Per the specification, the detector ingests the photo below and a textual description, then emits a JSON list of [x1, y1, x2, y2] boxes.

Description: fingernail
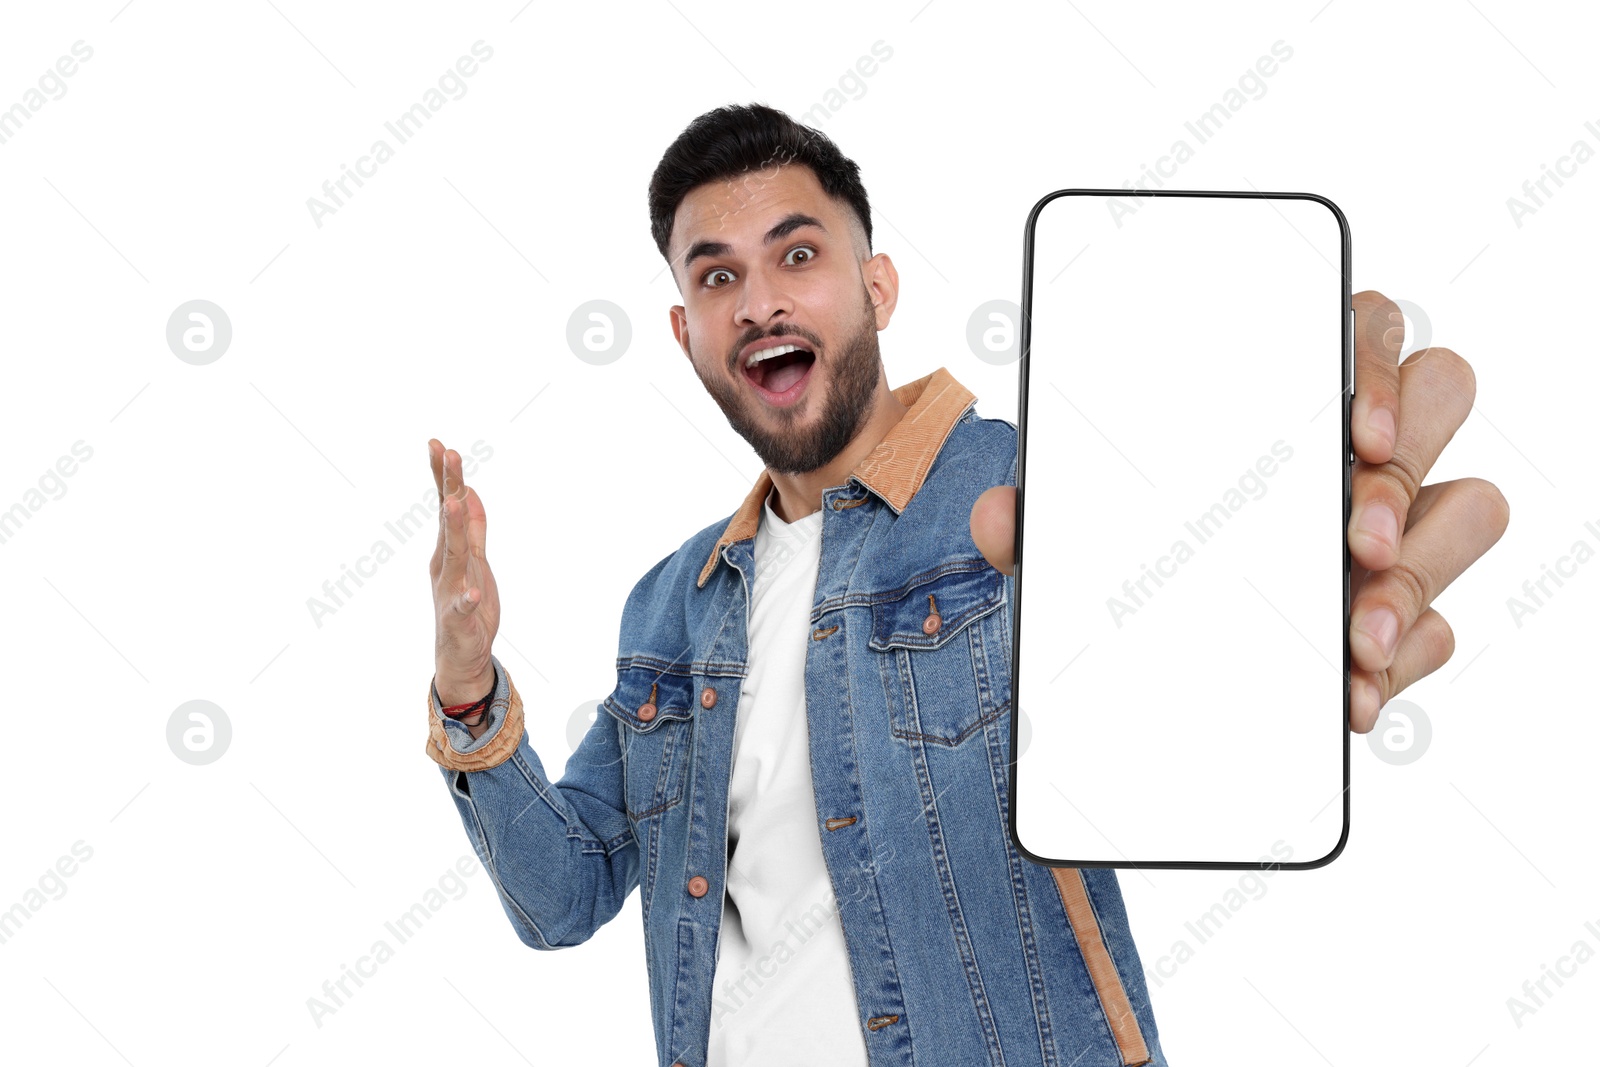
[[1357, 502, 1398, 552], [1358, 607, 1399, 659], [1367, 407, 1395, 451]]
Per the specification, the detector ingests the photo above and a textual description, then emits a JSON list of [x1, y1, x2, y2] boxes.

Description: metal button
[[637, 702, 657, 722], [922, 612, 942, 635], [687, 875, 709, 897], [700, 686, 717, 709]]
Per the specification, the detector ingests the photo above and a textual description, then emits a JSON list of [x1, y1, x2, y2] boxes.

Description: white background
[[0, 1, 1594, 1064]]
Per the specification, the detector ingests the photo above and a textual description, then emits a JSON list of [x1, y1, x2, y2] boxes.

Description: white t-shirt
[[705, 487, 869, 1066]]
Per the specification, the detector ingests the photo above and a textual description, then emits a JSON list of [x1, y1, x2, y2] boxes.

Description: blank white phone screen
[[1012, 191, 1349, 868]]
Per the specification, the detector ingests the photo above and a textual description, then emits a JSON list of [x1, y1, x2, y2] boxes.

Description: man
[[423, 104, 1507, 1066]]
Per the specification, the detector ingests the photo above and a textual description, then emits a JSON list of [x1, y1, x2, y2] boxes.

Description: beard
[[689, 286, 883, 476]]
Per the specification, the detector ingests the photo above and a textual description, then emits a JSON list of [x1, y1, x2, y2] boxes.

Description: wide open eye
[[784, 245, 816, 267], [703, 267, 735, 288]]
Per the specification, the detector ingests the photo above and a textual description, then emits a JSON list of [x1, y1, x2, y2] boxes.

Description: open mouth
[[742, 344, 816, 404]]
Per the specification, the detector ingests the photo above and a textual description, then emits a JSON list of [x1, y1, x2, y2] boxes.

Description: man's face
[[667, 163, 896, 476]]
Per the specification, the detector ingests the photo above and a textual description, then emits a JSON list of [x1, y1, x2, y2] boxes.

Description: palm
[[442, 514, 500, 668], [429, 440, 500, 693]]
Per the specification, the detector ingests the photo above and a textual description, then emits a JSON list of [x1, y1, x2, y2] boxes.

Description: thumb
[[970, 485, 1016, 576]]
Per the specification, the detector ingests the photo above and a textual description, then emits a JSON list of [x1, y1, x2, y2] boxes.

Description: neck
[[768, 375, 908, 523]]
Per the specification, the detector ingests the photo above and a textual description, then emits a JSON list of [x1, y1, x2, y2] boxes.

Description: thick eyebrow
[[681, 239, 731, 273], [763, 212, 827, 245], [682, 212, 829, 274]]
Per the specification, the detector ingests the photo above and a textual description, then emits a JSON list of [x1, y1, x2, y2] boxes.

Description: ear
[[669, 305, 691, 361], [862, 253, 899, 331]]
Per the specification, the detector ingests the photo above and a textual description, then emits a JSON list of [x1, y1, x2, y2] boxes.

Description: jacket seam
[[464, 793, 557, 950], [979, 612, 1062, 1065], [904, 656, 1007, 1062], [834, 601, 913, 1051], [615, 655, 748, 677], [506, 748, 634, 855], [869, 592, 1006, 653], [815, 557, 999, 617], [1081, 875, 1155, 1064]]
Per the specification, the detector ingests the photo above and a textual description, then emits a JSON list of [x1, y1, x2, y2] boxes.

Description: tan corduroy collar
[[696, 365, 978, 589]]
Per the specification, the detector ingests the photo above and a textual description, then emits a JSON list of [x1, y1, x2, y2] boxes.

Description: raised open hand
[[429, 439, 501, 707]]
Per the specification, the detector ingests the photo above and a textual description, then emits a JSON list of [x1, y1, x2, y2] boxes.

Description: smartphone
[[1009, 189, 1351, 870]]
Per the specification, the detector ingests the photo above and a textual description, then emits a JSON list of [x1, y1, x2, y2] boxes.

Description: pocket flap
[[868, 562, 1006, 652], [601, 668, 697, 733]]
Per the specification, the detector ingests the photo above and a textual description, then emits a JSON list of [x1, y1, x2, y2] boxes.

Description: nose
[[734, 263, 794, 333]]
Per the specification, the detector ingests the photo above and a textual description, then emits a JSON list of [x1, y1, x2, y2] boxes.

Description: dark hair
[[648, 103, 873, 264]]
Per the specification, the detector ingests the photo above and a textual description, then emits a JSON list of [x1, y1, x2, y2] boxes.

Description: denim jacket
[[425, 366, 1165, 1067]]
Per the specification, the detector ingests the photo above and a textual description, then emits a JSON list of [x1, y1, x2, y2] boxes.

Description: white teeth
[[746, 342, 806, 367]]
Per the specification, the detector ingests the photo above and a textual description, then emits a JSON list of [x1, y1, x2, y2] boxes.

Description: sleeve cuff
[[425, 654, 524, 772]]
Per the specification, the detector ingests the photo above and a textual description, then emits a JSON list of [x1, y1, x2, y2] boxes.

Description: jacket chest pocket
[[868, 562, 1010, 748], [602, 670, 695, 821]]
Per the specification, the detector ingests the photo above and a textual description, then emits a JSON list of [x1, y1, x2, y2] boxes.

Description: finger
[[1340, 483, 1449, 594], [448, 579, 483, 617], [1402, 479, 1451, 533], [1348, 344, 1476, 571], [432, 444, 462, 576], [970, 485, 1015, 575], [1351, 290, 1403, 465], [1349, 607, 1454, 733], [440, 472, 471, 589], [429, 438, 446, 501], [1344, 470, 1450, 590], [463, 484, 488, 561], [443, 447, 463, 502], [429, 441, 450, 579], [1351, 477, 1509, 673]]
